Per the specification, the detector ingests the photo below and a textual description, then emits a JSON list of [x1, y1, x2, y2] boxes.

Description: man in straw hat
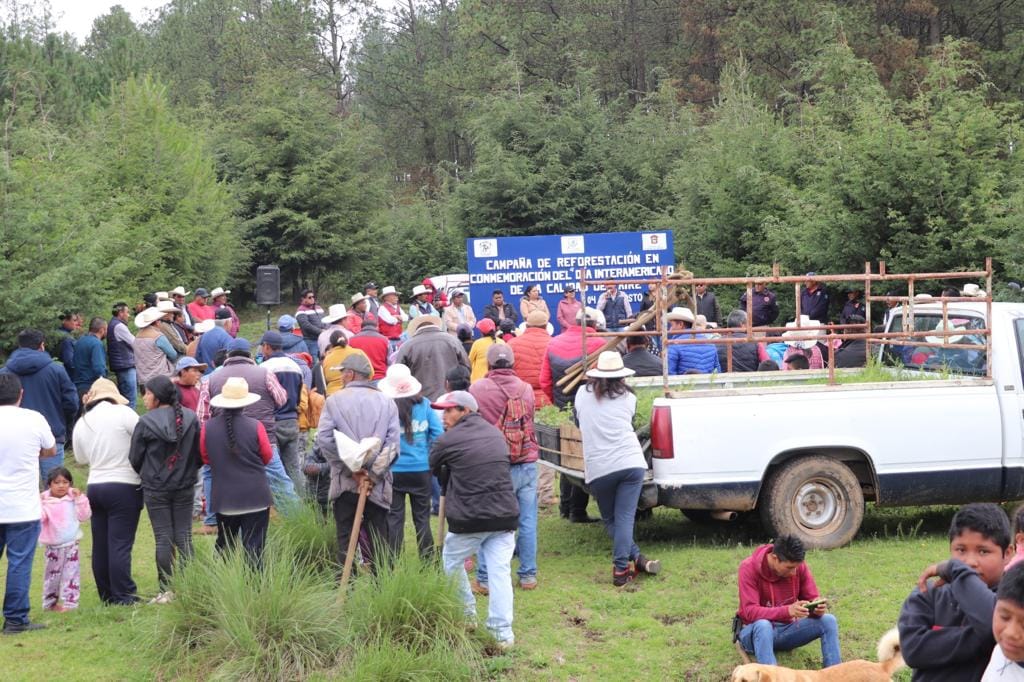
[[345, 294, 375, 336], [155, 300, 187, 356], [540, 307, 604, 523], [409, 284, 439, 319], [781, 316, 825, 371], [1, 329, 77, 483], [376, 286, 408, 354], [209, 287, 238, 337], [394, 315, 469, 401], [469, 344, 540, 591], [169, 287, 193, 328], [316, 353, 400, 572], [133, 307, 178, 394], [318, 303, 350, 358], [429, 389, 519, 649], [665, 307, 720, 375]]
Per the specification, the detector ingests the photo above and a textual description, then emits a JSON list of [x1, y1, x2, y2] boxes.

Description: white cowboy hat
[[411, 284, 430, 297], [321, 303, 348, 324], [694, 314, 709, 330], [576, 306, 606, 328], [913, 293, 933, 300], [377, 363, 422, 399], [134, 307, 164, 329], [925, 321, 966, 344], [169, 286, 190, 297], [156, 300, 180, 314], [585, 351, 635, 379], [664, 307, 695, 324], [210, 377, 261, 409], [962, 283, 987, 298], [155, 291, 170, 301], [783, 316, 824, 349], [209, 287, 231, 299], [350, 293, 367, 306], [194, 319, 215, 334], [381, 285, 399, 297]]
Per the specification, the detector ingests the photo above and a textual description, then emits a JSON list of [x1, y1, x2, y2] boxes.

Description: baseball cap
[[476, 318, 496, 334], [215, 307, 232, 320], [277, 314, 297, 331], [260, 330, 283, 348], [487, 343, 514, 366], [194, 288, 210, 297], [364, 281, 378, 291], [227, 338, 251, 353], [175, 356, 208, 374], [340, 353, 373, 376], [430, 391, 478, 411]]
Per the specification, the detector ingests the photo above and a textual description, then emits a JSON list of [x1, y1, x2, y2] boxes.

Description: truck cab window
[[882, 314, 986, 376]]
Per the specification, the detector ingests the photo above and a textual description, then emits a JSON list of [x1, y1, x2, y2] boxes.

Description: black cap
[[364, 282, 378, 291], [215, 308, 232, 320]]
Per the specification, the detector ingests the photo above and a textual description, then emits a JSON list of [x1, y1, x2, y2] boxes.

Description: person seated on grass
[[736, 534, 840, 668], [983, 563, 1024, 680], [783, 353, 810, 371], [899, 502, 1012, 681]]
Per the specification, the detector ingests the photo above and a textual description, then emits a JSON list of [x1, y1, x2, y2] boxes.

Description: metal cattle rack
[[568, 259, 994, 393]]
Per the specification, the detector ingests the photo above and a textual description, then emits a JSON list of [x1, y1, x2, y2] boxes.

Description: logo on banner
[[642, 233, 667, 251], [561, 235, 585, 254], [473, 239, 498, 258]]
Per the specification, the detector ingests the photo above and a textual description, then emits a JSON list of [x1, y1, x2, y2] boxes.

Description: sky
[[50, 0, 158, 39]]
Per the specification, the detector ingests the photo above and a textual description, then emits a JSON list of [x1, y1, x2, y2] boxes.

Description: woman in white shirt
[[73, 378, 142, 605], [574, 351, 661, 588]]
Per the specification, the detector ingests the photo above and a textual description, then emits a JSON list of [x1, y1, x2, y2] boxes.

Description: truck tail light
[[650, 406, 674, 459]]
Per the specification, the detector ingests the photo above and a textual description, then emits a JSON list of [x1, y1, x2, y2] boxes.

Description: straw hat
[[962, 283, 987, 298], [665, 307, 695, 324], [408, 315, 442, 336], [381, 286, 399, 297], [350, 293, 367, 307], [783, 316, 824, 349], [83, 377, 128, 407], [925, 321, 966, 344], [156, 300, 180, 314], [170, 286, 190, 297], [321, 303, 348, 324], [576, 306, 606, 328], [210, 377, 260, 409], [585, 351, 635, 379], [913, 293, 933, 300], [155, 291, 170, 302], [134, 307, 164, 328], [412, 284, 431, 297], [194, 319, 215, 334], [377, 363, 423, 399], [210, 287, 231, 299]]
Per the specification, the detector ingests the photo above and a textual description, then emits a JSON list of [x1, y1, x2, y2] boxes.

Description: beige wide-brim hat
[[926, 322, 966, 344], [665, 307, 695, 324], [962, 283, 987, 298], [408, 315, 442, 336], [170, 286, 190, 297], [155, 291, 170, 301], [210, 377, 261, 409], [84, 377, 128, 406], [350, 293, 368, 307], [135, 307, 164, 328], [378, 363, 423, 399], [783, 315, 824, 349], [381, 286, 399, 297], [322, 303, 348, 324], [411, 284, 430, 297], [586, 350, 635, 379], [210, 287, 231, 299], [156, 300, 180, 314]]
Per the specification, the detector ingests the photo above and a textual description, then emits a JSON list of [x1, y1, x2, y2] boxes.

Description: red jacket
[[540, 325, 605, 406], [507, 328, 552, 407], [348, 331, 389, 379], [736, 544, 820, 625], [377, 303, 404, 340]]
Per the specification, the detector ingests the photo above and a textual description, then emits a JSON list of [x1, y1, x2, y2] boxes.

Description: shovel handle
[[338, 478, 371, 598]]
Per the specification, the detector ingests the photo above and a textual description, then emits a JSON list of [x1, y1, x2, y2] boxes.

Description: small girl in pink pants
[[39, 467, 91, 611]]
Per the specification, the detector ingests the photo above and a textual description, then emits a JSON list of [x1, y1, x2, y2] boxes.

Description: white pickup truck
[[551, 301, 1024, 549]]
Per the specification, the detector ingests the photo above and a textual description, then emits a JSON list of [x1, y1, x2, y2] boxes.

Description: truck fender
[[757, 447, 880, 505]]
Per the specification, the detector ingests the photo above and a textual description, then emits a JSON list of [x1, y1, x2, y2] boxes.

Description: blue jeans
[[201, 465, 216, 526], [477, 462, 537, 585], [275, 418, 302, 493], [40, 442, 65, 487], [739, 615, 841, 667], [114, 368, 137, 410], [589, 467, 644, 570], [443, 530, 515, 644], [0, 520, 41, 626], [265, 444, 299, 510], [304, 339, 320, 361]]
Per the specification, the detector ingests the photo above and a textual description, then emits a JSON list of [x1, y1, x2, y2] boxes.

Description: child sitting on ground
[[899, 502, 1012, 681], [982, 563, 1024, 680], [39, 467, 91, 611]]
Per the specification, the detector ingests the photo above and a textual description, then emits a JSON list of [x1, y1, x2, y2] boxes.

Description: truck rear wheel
[[759, 456, 864, 550]]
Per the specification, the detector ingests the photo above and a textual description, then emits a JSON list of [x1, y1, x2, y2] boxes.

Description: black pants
[[387, 471, 434, 558], [87, 482, 144, 605], [333, 491, 388, 573], [559, 475, 590, 518], [216, 509, 269, 566], [144, 487, 194, 591]]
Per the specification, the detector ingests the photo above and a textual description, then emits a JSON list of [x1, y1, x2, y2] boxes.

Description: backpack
[[492, 381, 536, 464]]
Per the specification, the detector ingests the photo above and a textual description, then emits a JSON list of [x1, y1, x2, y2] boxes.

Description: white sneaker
[[497, 637, 514, 651]]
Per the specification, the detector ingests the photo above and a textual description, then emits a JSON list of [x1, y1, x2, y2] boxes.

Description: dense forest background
[[1, 0, 1022, 341]]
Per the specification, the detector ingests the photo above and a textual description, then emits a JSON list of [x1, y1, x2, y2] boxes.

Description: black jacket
[[833, 339, 868, 368], [429, 412, 519, 534], [130, 405, 201, 492], [622, 348, 663, 377], [716, 334, 760, 372], [897, 559, 997, 682], [482, 303, 519, 326]]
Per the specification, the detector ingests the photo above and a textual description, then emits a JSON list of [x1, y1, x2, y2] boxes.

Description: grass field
[[0, 453, 958, 681]]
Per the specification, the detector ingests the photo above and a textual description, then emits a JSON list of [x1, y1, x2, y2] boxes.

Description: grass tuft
[[271, 501, 340, 574]]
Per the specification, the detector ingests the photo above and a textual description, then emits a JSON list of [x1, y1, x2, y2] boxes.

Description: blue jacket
[[56, 329, 76, 378], [801, 286, 830, 324], [1, 348, 79, 443], [195, 326, 232, 373], [72, 334, 107, 391], [392, 398, 443, 473], [668, 333, 721, 374], [260, 352, 304, 421]]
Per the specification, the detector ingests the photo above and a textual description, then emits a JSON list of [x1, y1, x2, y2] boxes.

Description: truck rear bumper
[[539, 460, 659, 510]]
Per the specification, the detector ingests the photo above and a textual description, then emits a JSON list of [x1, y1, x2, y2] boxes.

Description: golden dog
[[731, 628, 903, 682]]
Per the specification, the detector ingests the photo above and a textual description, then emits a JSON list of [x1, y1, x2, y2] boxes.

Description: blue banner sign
[[467, 231, 674, 332]]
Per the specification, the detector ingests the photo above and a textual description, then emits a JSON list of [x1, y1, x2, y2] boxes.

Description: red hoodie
[[736, 544, 820, 625]]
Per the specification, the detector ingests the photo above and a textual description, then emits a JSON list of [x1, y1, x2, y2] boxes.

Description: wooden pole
[[338, 478, 370, 599]]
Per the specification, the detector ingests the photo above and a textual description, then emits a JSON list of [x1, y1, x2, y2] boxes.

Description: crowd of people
[[0, 273, 1010, 675]]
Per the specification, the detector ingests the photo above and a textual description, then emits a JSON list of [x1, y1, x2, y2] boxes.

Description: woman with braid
[[200, 378, 274, 563], [129, 375, 201, 604]]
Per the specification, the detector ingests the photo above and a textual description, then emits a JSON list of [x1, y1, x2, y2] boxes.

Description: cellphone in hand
[[804, 598, 826, 610]]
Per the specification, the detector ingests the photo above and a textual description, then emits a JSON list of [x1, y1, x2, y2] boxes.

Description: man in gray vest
[[196, 338, 299, 512], [107, 303, 136, 408]]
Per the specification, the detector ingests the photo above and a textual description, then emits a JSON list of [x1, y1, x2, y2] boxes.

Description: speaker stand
[[266, 307, 272, 331]]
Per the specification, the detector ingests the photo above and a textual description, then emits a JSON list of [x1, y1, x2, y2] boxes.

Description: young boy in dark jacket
[[899, 503, 1013, 681], [429, 390, 519, 650]]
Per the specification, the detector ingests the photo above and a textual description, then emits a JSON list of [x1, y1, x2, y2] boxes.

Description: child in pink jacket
[[39, 467, 91, 611]]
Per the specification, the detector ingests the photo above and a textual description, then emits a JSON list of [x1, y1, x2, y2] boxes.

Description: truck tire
[[759, 456, 864, 550]]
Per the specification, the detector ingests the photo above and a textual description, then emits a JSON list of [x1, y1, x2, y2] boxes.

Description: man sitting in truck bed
[[665, 307, 721, 375], [735, 535, 841, 668]]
